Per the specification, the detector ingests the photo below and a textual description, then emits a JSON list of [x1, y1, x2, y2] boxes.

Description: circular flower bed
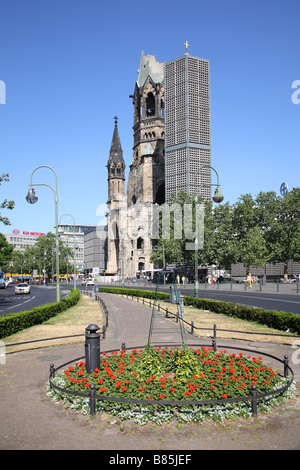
[[48, 345, 295, 425]]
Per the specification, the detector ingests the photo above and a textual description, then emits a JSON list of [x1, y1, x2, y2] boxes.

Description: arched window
[[137, 237, 144, 250], [155, 183, 165, 205], [146, 93, 155, 117], [132, 195, 137, 205]]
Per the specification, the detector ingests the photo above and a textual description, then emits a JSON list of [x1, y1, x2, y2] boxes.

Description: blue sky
[[0, 0, 299, 236]]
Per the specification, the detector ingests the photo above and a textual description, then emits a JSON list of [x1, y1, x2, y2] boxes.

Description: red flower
[[121, 386, 127, 392], [100, 387, 107, 393], [184, 391, 192, 396], [160, 394, 166, 399], [169, 387, 176, 392], [139, 387, 145, 391], [222, 393, 227, 398]]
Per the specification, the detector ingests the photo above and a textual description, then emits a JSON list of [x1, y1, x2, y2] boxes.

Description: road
[[1, 281, 299, 317], [106, 281, 300, 315], [0, 284, 69, 317]]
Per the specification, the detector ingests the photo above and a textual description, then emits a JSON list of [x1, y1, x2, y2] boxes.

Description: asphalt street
[[0, 283, 69, 317], [1, 281, 299, 317], [108, 281, 300, 315]]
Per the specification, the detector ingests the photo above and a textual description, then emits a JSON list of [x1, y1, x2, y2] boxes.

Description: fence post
[[90, 384, 96, 416], [250, 385, 258, 416], [283, 355, 289, 377], [49, 363, 55, 379], [191, 321, 194, 335], [212, 324, 217, 351]]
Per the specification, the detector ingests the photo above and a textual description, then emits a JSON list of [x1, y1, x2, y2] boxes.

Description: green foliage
[[0, 233, 14, 271], [150, 188, 300, 272], [98, 287, 300, 335], [0, 288, 81, 339], [0, 173, 15, 226], [8, 231, 74, 277]]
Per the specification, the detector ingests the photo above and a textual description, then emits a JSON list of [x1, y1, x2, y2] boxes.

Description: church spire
[[107, 116, 125, 202], [108, 116, 125, 165]]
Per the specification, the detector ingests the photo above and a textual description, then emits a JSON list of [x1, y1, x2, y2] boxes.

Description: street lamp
[[58, 214, 77, 290], [194, 165, 224, 297], [26, 165, 60, 302]]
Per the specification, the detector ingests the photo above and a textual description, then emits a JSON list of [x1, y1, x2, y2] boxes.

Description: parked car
[[86, 279, 95, 286], [15, 282, 31, 295]]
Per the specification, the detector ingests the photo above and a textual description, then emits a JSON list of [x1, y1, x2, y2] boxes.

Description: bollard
[[121, 342, 126, 351], [85, 324, 101, 373], [250, 384, 258, 416]]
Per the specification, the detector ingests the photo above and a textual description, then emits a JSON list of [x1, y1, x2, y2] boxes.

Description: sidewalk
[[0, 293, 300, 450]]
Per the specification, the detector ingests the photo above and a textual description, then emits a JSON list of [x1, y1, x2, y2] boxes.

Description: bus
[[0, 271, 5, 289]]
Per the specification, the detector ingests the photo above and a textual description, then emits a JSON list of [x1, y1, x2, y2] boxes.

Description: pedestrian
[[182, 275, 185, 287], [176, 274, 180, 286], [247, 273, 252, 288]]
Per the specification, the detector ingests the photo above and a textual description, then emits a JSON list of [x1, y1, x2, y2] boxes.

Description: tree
[[267, 188, 300, 276], [0, 173, 15, 225], [150, 191, 201, 267], [198, 200, 235, 270], [237, 226, 269, 274], [33, 232, 73, 279], [9, 233, 74, 279], [0, 233, 14, 271]]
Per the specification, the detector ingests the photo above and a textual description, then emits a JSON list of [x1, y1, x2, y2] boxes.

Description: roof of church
[[137, 51, 165, 88], [142, 143, 154, 155], [108, 116, 125, 166]]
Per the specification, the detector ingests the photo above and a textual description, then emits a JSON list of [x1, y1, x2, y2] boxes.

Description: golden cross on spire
[[184, 40, 189, 51]]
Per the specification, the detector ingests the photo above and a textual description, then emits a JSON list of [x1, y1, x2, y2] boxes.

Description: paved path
[[0, 293, 300, 451]]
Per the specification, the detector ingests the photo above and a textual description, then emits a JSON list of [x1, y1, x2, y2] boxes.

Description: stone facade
[[106, 52, 166, 276], [106, 116, 126, 275]]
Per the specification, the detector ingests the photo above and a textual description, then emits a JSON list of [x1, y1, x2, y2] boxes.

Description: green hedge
[[0, 288, 81, 339], [98, 286, 300, 335]]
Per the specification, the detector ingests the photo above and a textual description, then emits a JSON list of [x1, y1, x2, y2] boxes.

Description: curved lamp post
[[194, 165, 224, 297], [58, 214, 77, 290], [26, 165, 60, 302]]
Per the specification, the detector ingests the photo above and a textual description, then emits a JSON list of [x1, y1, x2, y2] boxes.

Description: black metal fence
[[48, 341, 294, 418]]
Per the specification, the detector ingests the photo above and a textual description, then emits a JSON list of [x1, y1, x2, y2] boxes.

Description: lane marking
[[0, 295, 36, 312]]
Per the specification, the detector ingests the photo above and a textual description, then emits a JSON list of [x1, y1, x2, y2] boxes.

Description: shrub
[[98, 286, 300, 335]]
